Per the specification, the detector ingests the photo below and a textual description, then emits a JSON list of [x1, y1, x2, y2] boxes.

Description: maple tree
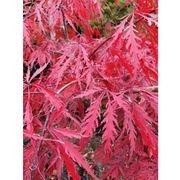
[[23, 0, 158, 179]]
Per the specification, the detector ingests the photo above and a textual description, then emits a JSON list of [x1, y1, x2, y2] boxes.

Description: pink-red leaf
[[34, 84, 63, 110], [52, 127, 81, 139], [81, 94, 103, 137], [133, 103, 158, 159], [102, 95, 118, 153]]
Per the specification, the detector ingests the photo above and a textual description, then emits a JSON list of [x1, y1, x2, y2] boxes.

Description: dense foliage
[[23, 0, 158, 179]]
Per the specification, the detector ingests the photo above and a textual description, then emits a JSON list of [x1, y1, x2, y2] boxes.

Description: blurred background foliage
[[90, 0, 133, 37]]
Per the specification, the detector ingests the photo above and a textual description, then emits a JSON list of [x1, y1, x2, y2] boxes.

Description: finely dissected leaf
[[139, 13, 158, 26], [124, 13, 141, 65], [35, 5, 45, 33], [108, 15, 130, 48], [81, 94, 103, 137], [51, 53, 74, 83], [112, 93, 137, 156], [23, 23, 32, 48], [102, 95, 119, 153], [123, 114, 137, 156], [61, 139, 98, 180]]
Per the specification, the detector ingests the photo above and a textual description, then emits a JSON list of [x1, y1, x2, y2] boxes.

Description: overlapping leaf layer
[[23, 0, 158, 179]]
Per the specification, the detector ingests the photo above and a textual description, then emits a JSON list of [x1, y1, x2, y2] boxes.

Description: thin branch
[[24, 92, 43, 95], [24, 80, 78, 95], [56, 80, 77, 94], [31, 105, 54, 171]]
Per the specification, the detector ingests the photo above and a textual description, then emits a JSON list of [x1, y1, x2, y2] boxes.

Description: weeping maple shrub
[[23, 0, 158, 179]]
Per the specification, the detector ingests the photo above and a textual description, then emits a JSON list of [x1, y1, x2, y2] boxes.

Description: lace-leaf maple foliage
[[23, 0, 158, 179]]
